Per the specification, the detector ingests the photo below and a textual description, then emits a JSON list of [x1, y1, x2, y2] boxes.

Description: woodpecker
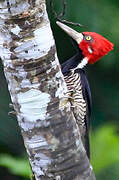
[[56, 21, 114, 158]]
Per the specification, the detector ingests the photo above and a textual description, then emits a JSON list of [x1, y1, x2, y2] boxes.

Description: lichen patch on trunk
[[17, 89, 51, 122]]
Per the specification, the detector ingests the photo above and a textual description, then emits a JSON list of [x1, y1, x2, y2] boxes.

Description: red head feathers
[[79, 32, 114, 64], [56, 21, 114, 66]]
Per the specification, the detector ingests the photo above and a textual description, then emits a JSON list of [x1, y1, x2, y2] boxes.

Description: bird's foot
[[8, 110, 17, 116]]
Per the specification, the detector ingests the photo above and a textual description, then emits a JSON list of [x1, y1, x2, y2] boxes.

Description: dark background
[[0, 0, 119, 179]]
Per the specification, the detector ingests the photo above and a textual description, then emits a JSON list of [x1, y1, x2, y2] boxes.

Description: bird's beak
[[56, 21, 83, 44]]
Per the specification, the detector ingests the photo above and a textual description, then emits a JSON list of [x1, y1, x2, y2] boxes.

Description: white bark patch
[[46, 68, 51, 74], [0, 31, 12, 61], [51, 53, 59, 70], [11, 25, 22, 35], [26, 135, 49, 149], [56, 176, 61, 180], [90, 165, 93, 171], [32, 166, 45, 176], [19, 120, 35, 131], [13, 23, 54, 60], [34, 152, 51, 167], [55, 71, 61, 79], [30, 152, 52, 176], [0, 1, 30, 19], [50, 136, 60, 151], [9, 1, 30, 15], [17, 89, 51, 122], [21, 79, 39, 89], [55, 70, 68, 99], [33, 23, 54, 56]]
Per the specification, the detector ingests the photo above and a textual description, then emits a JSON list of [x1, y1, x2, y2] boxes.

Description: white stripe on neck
[[70, 57, 88, 73], [76, 57, 88, 69]]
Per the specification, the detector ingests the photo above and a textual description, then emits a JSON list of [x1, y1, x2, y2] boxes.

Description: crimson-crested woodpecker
[[57, 21, 114, 158]]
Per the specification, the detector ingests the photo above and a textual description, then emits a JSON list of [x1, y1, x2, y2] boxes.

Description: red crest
[[79, 32, 114, 64]]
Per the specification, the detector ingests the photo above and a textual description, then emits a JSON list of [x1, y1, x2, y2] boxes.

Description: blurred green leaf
[[0, 154, 31, 178], [91, 125, 119, 174], [97, 163, 119, 180]]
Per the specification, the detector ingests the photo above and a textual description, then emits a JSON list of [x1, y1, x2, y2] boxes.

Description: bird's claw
[[8, 111, 16, 116]]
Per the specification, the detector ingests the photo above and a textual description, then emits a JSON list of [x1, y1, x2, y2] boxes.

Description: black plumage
[[61, 41, 92, 158]]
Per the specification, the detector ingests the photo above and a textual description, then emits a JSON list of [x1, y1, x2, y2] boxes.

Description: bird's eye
[[85, 35, 92, 41]]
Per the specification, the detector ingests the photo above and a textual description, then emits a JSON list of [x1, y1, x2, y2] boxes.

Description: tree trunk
[[0, 0, 96, 179]]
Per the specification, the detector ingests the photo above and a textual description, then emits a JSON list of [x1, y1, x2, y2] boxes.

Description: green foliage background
[[0, 0, 119, 179]]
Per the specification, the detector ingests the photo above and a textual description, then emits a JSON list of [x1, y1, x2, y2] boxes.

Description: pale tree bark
[[0, 0, 96, 180]]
